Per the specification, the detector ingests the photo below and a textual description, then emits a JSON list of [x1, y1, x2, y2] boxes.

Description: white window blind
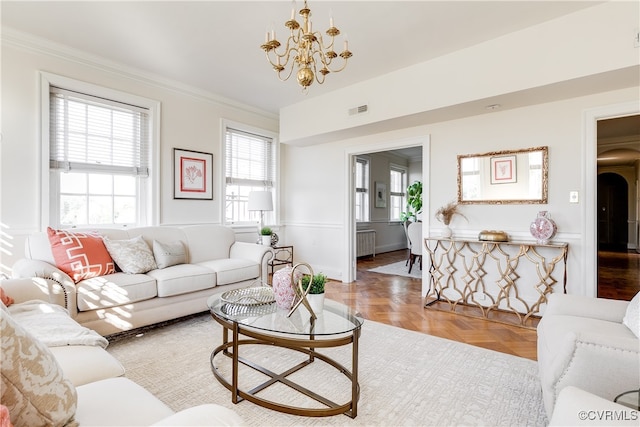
[[225, 127, 274, 187], [224, 127, 276, 224], [49, 87, 149, 176]]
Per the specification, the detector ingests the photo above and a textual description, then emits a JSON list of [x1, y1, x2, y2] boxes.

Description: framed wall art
[[375, 182, 387, 208], [490, 155, 517, 184], [173, 148, 213, 200]]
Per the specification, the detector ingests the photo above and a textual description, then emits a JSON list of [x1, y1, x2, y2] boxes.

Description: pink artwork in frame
[[490, 155, 517, 184], [174, 148, 213, 199]]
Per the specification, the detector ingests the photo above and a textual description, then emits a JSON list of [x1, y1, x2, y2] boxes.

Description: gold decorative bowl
[[478, 230, 509, 242]]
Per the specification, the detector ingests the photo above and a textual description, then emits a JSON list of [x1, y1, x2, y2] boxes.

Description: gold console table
[[424, 238, 568, 328]]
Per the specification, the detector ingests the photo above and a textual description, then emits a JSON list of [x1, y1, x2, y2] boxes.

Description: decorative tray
[[478, 230, 509, 242], [220, 286, 275, 306], [221, 302, 277, 318]]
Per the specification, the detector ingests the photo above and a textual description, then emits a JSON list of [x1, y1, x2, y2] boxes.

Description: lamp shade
[[248, 191, 273, 211]]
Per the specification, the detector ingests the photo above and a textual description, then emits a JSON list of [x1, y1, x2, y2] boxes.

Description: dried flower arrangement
[[435, 201, 467, 226]]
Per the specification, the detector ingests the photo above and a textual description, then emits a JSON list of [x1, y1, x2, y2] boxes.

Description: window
[[355, 157, 369, 222], [389, 165, 407, 221], [48, 86, 153, 228], [461, 157, 481, 200], [224, 124, 277, 225]]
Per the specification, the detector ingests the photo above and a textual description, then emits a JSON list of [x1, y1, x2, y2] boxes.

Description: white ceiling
[[1, 1, 604, 115]]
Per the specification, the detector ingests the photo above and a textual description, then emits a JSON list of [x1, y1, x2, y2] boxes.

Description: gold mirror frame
[[457, 146, 548, 204]]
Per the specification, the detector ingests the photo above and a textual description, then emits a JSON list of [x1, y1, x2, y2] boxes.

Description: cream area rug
[[106, 313, 547, 426], [368, 260, 422, 279]]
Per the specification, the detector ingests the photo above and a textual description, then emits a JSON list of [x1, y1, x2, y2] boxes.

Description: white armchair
[[537, 293, 639, 417]]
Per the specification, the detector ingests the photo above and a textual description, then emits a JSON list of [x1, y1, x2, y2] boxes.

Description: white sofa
[[549, 386, 639, 426], [537, 293, 639, 417], [1, 298, 244, 426], [6, 225, 274, 335]]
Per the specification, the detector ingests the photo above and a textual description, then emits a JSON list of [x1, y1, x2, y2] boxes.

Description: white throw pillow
[[104, 236, 157, 274], [623, 291, 640, 338], [152, 240, 186, 269]]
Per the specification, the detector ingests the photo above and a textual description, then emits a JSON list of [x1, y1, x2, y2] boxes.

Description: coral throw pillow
[[0, 287, 13, 307], [47, 227, 116, 283]]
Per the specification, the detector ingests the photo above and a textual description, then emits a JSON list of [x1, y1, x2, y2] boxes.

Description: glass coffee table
[[207, 289, 363, 418]]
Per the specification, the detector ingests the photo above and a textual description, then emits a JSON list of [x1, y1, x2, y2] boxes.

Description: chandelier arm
[[259, 0, 351, 91], [276, 58, 297, 83]]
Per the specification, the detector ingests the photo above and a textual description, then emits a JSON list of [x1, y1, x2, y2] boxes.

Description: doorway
[[343, 137, 428, 284], [596, 115, 640, 301], [597, 172, 628, 252]]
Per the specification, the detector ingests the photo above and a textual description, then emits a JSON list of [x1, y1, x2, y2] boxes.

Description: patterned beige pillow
[[103, 236, 157, 274], [152, 240, 187, 269], [0, 310, 77, 426]]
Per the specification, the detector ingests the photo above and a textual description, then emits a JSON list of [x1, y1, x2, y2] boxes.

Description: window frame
[[221, 119, 279, 227], [355, 156, 370, 223], [40, 72, 160, 230], [389, 164, 408, 221]]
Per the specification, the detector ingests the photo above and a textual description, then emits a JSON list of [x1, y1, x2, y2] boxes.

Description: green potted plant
[[300, 273, 327, 314], [400, 181, 423, 222], [259, 226, 272, 246]]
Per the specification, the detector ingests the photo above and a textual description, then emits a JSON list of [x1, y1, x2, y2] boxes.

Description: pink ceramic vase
[[272, 266, 302, 310]]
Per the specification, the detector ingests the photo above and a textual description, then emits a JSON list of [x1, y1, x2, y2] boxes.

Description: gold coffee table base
[[209, 314, 361, 418]]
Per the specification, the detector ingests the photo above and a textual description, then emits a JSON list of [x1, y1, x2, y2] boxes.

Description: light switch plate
[[569, 191, 579, 203]]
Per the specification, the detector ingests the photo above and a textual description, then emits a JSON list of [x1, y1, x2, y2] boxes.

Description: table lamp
[[248, 191, 273, 232]]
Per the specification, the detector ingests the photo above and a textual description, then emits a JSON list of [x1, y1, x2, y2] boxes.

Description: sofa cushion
[[75, 377, 174, 426], [153, 240, 187, 269], [76, 273, 157, 311], [50, 346, 125, 387], [539, 314, 637, 355], [47, 227, 116, 283], [181, 225, 235, 263], [147, 264, 215, 297], [104, 236, 157, 274], [197, 258, 259, 285], [151, 404, 244, 426], [0, 310, 77, 427], [623, 291, 639, 338]]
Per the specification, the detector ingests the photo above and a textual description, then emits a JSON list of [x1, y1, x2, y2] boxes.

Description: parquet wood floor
[[324, 250, 539, 361], [597, 250, 640, 301]]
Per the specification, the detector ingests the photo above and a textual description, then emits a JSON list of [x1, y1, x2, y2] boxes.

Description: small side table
[[268, 245, 293, 283], [614, 389, 640, 410]]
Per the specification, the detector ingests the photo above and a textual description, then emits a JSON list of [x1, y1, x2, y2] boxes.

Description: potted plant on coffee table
[[259, 227, 272, 246], [300, 273, 327, 315]]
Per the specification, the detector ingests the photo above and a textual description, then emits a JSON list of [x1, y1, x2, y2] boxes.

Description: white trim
[[583, 101, 639, 297], [39, 72, 161, 229], [344, 135, 431, 283]]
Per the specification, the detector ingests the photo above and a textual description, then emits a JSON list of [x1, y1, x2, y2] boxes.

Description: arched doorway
[[597, 172, 628, 252]]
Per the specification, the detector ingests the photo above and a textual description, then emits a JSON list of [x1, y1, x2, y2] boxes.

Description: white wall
[[276, 0, 640, 297], [0, 39, 278, 274], [280, 1, 639, 145], [281, 88, 639, 295]]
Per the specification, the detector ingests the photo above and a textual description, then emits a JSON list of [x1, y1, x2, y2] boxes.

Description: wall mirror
[[457, 146, 548, 204]]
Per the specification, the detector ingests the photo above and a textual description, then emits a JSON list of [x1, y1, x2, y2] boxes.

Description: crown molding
[[1, 27, 278, 121]]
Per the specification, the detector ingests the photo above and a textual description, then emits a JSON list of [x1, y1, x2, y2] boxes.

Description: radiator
[[356, 229, 376, 257]]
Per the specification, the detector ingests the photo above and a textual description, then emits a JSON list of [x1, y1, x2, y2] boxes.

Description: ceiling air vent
[[348, 104, 368, 116]]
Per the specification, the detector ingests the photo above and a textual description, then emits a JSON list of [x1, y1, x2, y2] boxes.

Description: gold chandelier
[[260, 0, 352, 92]]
